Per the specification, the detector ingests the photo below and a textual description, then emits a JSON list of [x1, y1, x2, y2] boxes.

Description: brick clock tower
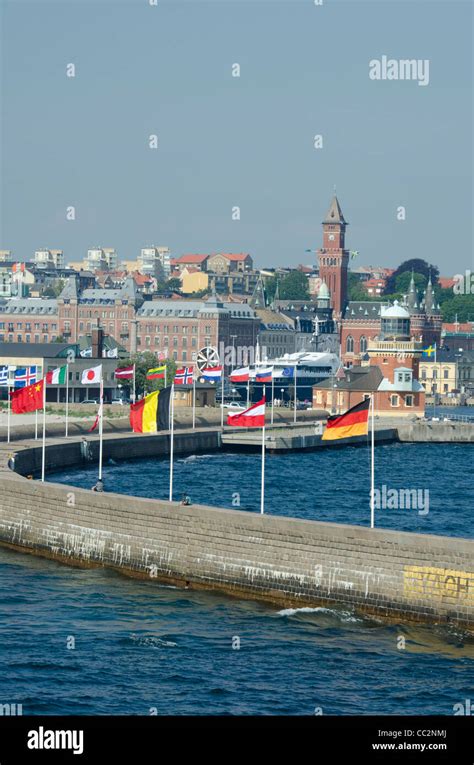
[[317, 195, 349, 320]]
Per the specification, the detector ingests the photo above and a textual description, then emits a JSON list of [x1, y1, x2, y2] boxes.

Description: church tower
[[316, 195, 349, 319]]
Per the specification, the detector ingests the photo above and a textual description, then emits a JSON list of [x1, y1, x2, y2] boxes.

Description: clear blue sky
[[1, 0, 472, 276]]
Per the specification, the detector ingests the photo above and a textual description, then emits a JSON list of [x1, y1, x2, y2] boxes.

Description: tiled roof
[[175, 254, 209, 263]]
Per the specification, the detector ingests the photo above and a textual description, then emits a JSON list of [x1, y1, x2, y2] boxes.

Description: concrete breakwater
[[0, 430, 473, 630]]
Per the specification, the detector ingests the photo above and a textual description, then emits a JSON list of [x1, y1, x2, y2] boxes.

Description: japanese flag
[[81, 365, 102, 384]]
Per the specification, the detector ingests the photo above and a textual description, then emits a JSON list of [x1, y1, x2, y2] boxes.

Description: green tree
[[264, 276, 278, 303], [384, 259, 439, 295], [394, 271, 426, 296], [279, 271, 309, 300], [347, 273, 383, 302], [119, 352, 177, 398], [440, 294, 474, 323]]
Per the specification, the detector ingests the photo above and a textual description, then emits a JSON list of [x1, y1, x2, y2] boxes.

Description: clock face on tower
[[328, 234, 335, 241]]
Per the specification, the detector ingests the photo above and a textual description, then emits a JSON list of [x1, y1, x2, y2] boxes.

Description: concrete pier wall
[[0, 431, 473, 629]]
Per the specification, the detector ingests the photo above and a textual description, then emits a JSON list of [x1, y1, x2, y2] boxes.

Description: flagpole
[[7, 383, 10, 444], [169, 383, 174, 501], [246, 377, 249, 408], [65, 364, 69, 438], [370, 394, 375, 529], [261, 385, 266, 515], [293, 365, 297, 424], [220, 368, 224, 429], [35, 408, 38, 440], [271, 372, 274, 426], [132, 363, 136, 405], [192, 375, 196, 430], [98, 378, 104, 481], [41, 377, 46, 483]]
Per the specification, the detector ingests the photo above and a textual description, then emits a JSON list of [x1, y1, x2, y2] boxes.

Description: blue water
[[0, 444, 472, 715], [52, 443, 474, 538]]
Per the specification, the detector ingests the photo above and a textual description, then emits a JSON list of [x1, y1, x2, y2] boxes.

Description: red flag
[[11, 379, 44, 414], [227, 397, 265, 427]]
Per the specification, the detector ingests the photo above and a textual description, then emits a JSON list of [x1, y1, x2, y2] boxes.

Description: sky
[[0, 0, 472, 276]]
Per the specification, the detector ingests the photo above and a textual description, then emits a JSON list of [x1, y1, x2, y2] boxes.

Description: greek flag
[[0, 366, 8, 387]]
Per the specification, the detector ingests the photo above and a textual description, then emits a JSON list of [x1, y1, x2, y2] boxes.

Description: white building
[[85, 248, 118, 272], [34, 249, 64, 269], [138, 246, 170, 278]]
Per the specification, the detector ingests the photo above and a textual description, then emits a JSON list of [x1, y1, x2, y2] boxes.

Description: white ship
[[232, 351, 341, 403]]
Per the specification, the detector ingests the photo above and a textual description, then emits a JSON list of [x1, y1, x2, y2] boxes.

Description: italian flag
[[46, 366, 67, 385]]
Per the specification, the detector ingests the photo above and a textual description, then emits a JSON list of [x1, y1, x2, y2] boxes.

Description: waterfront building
[[0, 340, 120, 403], [419, 348, 474, 397]]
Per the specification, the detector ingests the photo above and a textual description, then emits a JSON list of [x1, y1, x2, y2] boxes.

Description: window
[[173, 337, 178, 348], [173, 351, 178, 361], [154, 336, 160, 346], [390, 395, 399, 407], [79, 322, 84, 331], [421, 369, 427, 380], [405, 395, 413, 407], [182, 337, 187, 348], [205, 326, 211, 334], [164, 336, 169, 347], [191, 337, 197, 348], [173, 325, 179, 333], [25, 334, 30, 343], [43, 334, 48, 342], [359, 336, 367, 353], [25, 323, 31, 331], [17, 334, 22, 342], [432, 369, 437, 379], [34, 334, 39, 343], [192, 326, 197, 334], [443, 384, 448, 392], [443, 369, 449, 379], [145, 336, 151, 346], [404, 373, 411, 382], [346, 336, 354, 353], [182, 351, 187, 361]]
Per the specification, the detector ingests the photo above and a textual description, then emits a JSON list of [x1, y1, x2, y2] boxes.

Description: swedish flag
[[422, 344, 436, 359]]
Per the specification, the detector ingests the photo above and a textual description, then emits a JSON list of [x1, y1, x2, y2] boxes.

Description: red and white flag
[[81, 365, 102, 384], [89, 401, 103, 432], [229, 366, 249, 383], [115, 365, 134, 379], [227, 397, 265, 427]]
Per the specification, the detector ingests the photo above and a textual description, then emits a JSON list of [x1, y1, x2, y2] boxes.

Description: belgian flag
[[130, 386, 172, 433], [322, 398, 370, 441]]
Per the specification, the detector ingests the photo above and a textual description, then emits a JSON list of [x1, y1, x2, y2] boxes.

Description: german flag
[[130, 386, 171, 433], [322, 398, 370, 441]]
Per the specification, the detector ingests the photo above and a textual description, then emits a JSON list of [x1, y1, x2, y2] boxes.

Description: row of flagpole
[[3, 357, 377, 527]]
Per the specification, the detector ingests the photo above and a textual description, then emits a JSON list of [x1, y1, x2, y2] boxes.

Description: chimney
[[92, 326, 104, 358]]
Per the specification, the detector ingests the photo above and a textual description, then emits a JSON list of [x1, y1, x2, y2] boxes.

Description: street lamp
[[280, 388, 284, 407]]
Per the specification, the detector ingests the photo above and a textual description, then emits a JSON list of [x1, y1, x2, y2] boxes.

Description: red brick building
[[314, 301, 426, 417], [316, 196, 349, 319]]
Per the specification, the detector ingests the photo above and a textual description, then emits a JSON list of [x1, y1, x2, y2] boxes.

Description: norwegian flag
[[174, 367, 194, 385]]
